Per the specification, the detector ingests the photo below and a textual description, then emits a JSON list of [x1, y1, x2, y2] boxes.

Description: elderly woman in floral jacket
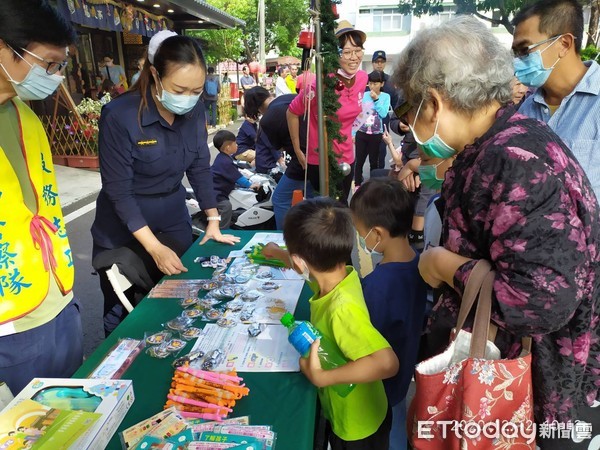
[[393, 16, 599, 449]]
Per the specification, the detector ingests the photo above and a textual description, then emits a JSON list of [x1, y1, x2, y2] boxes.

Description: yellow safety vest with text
[[0, 98, 74, 324]]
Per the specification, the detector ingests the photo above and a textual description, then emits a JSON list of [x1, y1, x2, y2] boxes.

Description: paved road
[[63, 192, 104, 357]]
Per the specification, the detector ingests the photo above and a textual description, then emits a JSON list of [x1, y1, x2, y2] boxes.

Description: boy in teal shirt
[[282, 197, 399, 449]]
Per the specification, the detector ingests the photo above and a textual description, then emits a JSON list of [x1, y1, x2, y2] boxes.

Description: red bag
[[409, 260, 536, 449]]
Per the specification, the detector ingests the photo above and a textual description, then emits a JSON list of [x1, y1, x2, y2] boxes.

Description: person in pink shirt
[[286, 20, 368, 203]]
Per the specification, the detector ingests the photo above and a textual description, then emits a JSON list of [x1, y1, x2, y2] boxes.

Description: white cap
[[148, 30, 178, 64]]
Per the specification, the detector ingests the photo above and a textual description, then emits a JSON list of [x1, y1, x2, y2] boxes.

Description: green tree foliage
[[246, 0, 307, 59], [187, 0, 306, 64], [581, 44, 599, 60], [399, 0, 600, 39], [397, 0, 533, 33]]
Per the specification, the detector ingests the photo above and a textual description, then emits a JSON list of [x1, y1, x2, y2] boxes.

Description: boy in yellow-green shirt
[[282, 197, 398, 449]]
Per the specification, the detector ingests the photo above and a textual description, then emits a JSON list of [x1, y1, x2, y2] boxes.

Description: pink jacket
[[288, 70, 368, 165]]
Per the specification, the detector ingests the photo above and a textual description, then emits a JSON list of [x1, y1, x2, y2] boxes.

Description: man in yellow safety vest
[[0, 0, 82, 394]]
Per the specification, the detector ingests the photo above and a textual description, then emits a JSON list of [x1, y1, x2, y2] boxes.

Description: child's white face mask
[[290, 255, 311, 282], [358, 228, 382, 256]]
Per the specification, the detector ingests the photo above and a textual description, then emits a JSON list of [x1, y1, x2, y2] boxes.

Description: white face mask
[[155, 78, 200, 115], [0, 49, 64, 101], [291, 255, 311, 282], [358, 228, 382, 256]]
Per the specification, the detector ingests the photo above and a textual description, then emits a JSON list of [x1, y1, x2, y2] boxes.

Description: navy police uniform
[[91, 88, 217, 334], [92, 89, 217, 255], [255, 126, 281, 174], [211, 152, 243, 202], [235, 119, 257, 155]]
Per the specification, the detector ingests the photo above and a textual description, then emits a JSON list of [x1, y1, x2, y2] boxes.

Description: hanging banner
[[58, 0, 170, 37]]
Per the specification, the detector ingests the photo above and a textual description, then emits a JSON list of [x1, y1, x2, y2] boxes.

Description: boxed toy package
[[1, 378, 134, 449]]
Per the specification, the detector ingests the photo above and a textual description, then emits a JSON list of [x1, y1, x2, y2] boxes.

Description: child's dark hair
[[283, 197, 353, 272], [350, 178, 414, 238], [213, 130, 236, 151], [368, 70, 385, 83]]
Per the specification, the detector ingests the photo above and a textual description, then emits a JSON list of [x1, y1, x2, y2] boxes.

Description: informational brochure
[[228, 232, 288, 259], [242, 232, 286, 252], [191, 324, 300, 372]]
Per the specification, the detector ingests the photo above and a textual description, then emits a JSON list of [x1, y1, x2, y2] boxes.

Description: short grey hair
[[392, 16, 513, 113]]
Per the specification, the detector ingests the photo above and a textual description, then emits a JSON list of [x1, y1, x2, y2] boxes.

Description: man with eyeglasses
[[0, 0, 83, 394], [512, 0, 600, 199]]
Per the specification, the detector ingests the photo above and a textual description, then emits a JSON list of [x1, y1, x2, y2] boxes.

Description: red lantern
[[331, 4, 339, 19], [248, 61, 260, 74], [230, 82, 239, 101], [297, 30, 315, 49]]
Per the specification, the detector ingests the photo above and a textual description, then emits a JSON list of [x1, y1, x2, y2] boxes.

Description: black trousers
[[378, 137, 388, 169], [307, 163, 355, 204], [354, 131, 383, 185], [97, 235, 188, 336], [328, 406, 392, 450]]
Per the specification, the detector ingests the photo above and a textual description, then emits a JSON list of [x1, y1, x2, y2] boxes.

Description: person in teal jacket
[[354, 70, 390, 187]]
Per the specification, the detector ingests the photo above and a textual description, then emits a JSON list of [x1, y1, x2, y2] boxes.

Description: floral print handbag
[[409, 260, 535, 449]]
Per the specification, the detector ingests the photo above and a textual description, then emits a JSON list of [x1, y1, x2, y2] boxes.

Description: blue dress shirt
[[519, 61, 600, 199]]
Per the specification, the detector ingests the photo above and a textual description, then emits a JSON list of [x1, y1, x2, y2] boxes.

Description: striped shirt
[[519, 60, 600, 200]]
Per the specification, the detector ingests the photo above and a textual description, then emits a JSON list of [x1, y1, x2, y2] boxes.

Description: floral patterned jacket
[[432, 105, 600, 423]]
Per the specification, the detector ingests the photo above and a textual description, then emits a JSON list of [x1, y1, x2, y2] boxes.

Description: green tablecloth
[[74, 230, 317, 450]]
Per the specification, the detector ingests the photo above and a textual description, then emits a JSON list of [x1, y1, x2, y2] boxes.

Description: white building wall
[[336, 0, 515, 76]]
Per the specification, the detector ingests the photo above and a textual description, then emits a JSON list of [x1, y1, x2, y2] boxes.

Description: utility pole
[[259, 0, 266, 72]]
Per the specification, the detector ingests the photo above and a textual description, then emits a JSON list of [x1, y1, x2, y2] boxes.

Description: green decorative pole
[[320, 0, 344, 199], [315, 0, 329, 196]]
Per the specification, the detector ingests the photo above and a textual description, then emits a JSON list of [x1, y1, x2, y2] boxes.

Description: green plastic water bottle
[[281, 312, 355, 397]]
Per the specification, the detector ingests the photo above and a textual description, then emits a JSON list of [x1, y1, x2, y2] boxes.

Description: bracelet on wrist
[[207, 216, 221, 222]]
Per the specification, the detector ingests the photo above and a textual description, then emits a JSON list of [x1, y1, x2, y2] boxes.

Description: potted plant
[[65, 94, 111, 168]]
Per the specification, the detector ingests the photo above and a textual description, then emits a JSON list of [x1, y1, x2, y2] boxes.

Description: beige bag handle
[[452, 260, 531, 359], [454, 260, 492, 333], [470, 271, 495, 358]]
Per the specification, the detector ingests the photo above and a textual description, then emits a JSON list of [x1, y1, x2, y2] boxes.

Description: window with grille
[[360, 8, 411, 32]]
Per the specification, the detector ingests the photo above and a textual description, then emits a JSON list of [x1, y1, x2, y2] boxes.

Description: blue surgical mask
[[0, 52, 64, 101], [409, 99, 457, 159], [156, 78, 200, 115], [514, 36, 561, 88], [358, 228, 382, 256], [418, 160, 445, 190]]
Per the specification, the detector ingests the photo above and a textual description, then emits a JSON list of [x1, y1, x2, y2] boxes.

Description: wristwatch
[[207, 216, 221, 221]]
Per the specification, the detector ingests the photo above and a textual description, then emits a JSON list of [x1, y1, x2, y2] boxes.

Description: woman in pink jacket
[[285, 20, 368, 205]]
